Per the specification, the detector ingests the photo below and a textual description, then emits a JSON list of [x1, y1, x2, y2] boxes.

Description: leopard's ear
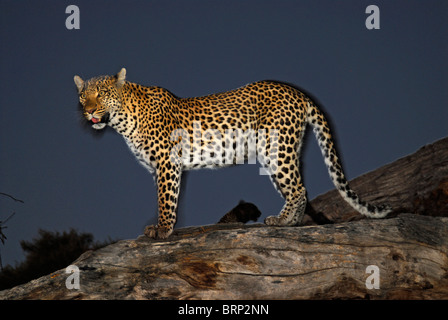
[[116, 68, 126, 88], [74, 75, 84, 93]]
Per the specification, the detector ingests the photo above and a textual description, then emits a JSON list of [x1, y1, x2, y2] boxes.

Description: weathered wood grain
[[1, 137, 447, 300], [305, 137, 448, 224], [0, 214, 447, 300]]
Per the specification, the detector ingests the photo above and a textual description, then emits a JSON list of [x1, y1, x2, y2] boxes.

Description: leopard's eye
[[98, 90, 105, 97], [80, 92, 86, 99]]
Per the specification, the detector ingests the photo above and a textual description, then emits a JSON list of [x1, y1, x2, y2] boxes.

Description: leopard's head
[[74, 68, 126, 130]]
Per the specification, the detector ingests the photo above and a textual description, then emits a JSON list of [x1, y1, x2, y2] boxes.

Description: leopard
[[73, 68, 391, 239], [217, 200, 262, 224]]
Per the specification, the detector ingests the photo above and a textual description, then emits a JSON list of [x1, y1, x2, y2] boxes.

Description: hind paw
[[265, 215, 291, 226]]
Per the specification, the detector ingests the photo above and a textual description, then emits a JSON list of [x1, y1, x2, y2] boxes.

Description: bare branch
[[0, 193, 24, 204]]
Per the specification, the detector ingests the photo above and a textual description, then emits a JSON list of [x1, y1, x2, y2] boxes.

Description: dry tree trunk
[[0, 214, 447, 300], [0, 138, 447, 300], [305, 137, 448, 224]]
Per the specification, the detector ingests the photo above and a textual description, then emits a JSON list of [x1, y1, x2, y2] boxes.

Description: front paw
[[144, 225, 173, 239]]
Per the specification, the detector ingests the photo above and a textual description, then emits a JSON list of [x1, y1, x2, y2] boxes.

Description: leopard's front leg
[[144, 156, 182, 240]]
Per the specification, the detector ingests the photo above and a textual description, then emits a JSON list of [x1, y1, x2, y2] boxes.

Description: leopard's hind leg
[[263, 146, 307, 226], [265, 182, 307, 226]]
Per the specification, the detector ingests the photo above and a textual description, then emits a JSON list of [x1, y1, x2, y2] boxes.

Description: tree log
[[1, 137, 447, 300], [305, 137, 448, 224], [0, 214, 447, 300]]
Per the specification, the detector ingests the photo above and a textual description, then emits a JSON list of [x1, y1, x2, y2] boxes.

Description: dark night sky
[[0, 0, 447, 267]]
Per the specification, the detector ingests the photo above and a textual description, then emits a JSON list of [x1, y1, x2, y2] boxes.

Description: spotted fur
[[74, 68, 391, 239]]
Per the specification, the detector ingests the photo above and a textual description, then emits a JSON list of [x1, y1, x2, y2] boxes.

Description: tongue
[[91, 117, 100, 124]]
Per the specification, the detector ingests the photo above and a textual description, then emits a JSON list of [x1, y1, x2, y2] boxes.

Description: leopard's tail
[[306, 101, 391, 218]]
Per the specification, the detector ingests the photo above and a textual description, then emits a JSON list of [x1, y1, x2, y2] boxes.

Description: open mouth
[[89, 113, 109, 130]]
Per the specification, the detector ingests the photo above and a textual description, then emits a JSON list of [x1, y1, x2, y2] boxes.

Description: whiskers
[[75, 103, 107, 138]]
